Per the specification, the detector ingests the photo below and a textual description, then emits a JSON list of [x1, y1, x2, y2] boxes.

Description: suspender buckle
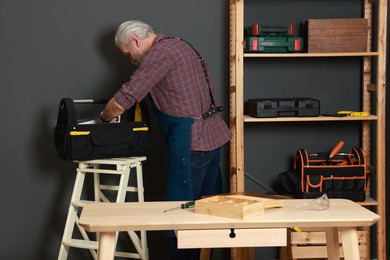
[[201, 105, 223, 120]]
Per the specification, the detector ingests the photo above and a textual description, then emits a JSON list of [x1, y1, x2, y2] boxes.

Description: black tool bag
[[54, 98, 150, 161], [293, 147, 367, 202]]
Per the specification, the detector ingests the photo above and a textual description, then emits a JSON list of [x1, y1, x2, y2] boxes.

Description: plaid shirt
[[114, 34, 231, 151]]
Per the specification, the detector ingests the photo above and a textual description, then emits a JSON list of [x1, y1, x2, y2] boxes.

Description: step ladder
[[58, 157, 148, 260]]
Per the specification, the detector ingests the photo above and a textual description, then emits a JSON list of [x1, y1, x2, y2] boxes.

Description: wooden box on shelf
[[304, 18, 368, 53]]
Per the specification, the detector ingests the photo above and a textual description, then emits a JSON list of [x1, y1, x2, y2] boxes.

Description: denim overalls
[[153, 105, 195, 201]]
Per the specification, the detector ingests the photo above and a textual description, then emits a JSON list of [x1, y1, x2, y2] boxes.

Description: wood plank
[[244, 115, 378, 122], [98, 232, 116, 260], [290, 245, 367, 258], [291, 230, 367, 245], [325, 227, 341, 259], [376, 0, 387, 258], [244, 52, 378, 58], [340, 227, 360, 260]]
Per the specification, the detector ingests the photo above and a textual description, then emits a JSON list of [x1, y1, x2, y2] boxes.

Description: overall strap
[[157, 36, 223, 119], [180, 40, 216, 105]]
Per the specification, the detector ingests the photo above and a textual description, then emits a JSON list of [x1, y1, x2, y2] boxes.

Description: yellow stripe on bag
[[133, 127, 149, 132], [70, 131, 90, 136]]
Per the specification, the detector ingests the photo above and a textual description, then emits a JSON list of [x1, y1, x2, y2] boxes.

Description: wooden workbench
[[79, 199, 379, 260]]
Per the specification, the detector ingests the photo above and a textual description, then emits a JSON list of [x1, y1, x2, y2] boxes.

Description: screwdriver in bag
[[163, 201, 195, 213]]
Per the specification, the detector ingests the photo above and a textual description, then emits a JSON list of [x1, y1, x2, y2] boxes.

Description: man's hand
[[99, 98, 126, 123], [97, 116, 120, 124]]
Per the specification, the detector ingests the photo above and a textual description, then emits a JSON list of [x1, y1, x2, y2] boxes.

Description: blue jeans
[[170, 147, 223, 260], [191, 147, 223, 200]]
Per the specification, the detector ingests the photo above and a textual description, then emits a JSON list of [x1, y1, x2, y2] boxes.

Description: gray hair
[[115, 20, 154, 46]]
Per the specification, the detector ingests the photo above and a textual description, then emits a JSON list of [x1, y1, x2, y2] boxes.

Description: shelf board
[[359, 197, 377, 207], [243, 115, 378, 122], [244, 52, 379, 58]]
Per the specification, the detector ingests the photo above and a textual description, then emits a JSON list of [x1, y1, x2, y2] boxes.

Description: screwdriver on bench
[[163, 201, 195, 213]]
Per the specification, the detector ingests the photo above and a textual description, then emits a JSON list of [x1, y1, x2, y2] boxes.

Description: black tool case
[[247, 97, 320, 118], [54, 98, 150, 161]]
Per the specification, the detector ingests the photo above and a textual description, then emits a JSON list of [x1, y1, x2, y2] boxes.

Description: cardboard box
[[304, 18, 368, 53]]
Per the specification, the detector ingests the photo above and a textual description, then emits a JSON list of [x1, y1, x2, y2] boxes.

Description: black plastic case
[[247, 97, 320, 118]]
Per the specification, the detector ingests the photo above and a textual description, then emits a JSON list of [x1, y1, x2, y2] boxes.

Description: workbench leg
[[231, 247, 255, 260], [98, 232, 116, 260], [200, 248, 211, 260], [339, 227, 360, 260], [325, 227, 340, 260]]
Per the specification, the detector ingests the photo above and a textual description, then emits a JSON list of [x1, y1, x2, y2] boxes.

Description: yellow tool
[[290, 227, 301, 232], [134, 102, 142, 122], [70, 131, 90, 136], [337, 111, 369, 117]]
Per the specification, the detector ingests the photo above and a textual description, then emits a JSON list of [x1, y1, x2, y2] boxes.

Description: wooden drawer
[[177, 228, 287, 249]]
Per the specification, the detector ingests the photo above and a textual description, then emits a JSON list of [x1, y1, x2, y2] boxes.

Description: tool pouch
[[293, 147, 367, 202], [54, 98, 150, 161]]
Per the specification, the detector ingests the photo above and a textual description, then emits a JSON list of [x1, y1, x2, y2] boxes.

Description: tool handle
[[181, 201, 195, 209], [329, 141, 345, 159]]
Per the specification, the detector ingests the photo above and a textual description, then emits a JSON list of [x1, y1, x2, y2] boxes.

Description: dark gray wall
[[0, 0, 387, 259], [0, 1, 230, 259]]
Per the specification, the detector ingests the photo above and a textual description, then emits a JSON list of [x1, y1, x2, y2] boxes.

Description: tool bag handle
[[294, 148, 308, 193], [350, 147, 365, 166], [57, 98, 110, 126], [71, 98, 109, 104]]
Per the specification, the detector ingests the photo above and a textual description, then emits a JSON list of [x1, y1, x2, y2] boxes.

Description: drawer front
[[177, 228, 287, 249]]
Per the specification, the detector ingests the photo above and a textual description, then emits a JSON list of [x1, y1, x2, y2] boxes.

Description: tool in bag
[[54, 98, 150, 161], [293, 141, 367, 202]]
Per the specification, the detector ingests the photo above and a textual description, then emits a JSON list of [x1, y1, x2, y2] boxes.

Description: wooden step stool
[[58, 157, 148, 260]]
